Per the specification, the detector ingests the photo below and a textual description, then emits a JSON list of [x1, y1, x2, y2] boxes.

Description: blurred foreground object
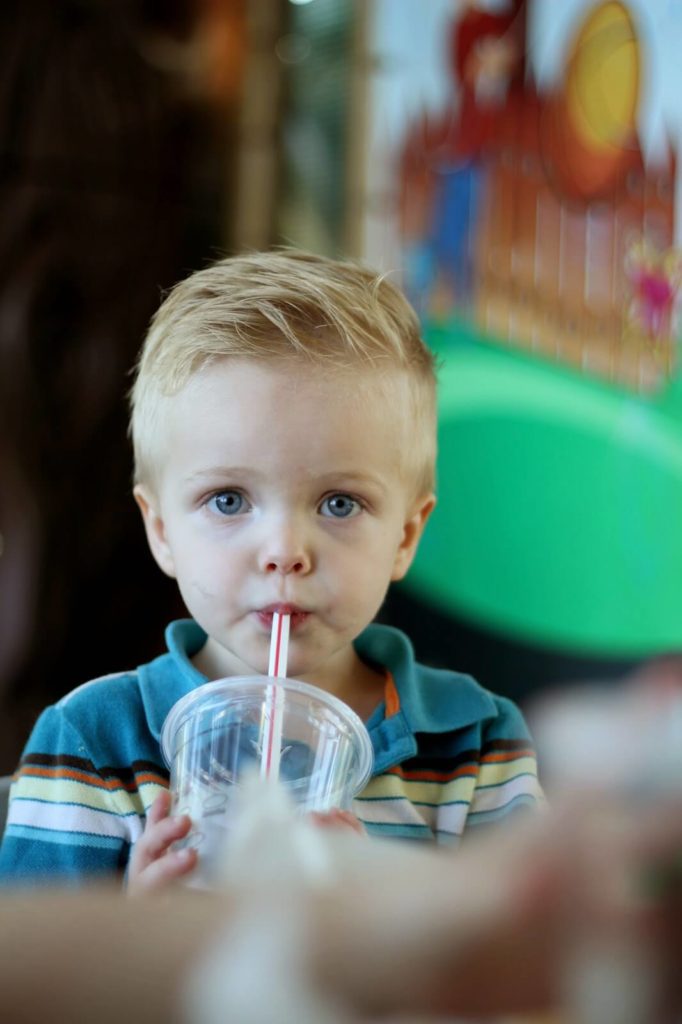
[[184, 766, 682, 1023], [0, 764, 680, 1022], [531, 662, 682, 1024]]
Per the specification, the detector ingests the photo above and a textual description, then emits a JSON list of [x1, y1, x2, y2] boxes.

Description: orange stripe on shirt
[[386, 749, 534, 783], [386, 764, 480, 783], [481, 749, 535, 763], [17, 766, 168, 791], [383, 672, 401, 718]]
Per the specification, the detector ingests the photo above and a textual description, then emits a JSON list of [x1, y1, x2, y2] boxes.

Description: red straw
[[261, 612, 290, 780], [268, 611, 289, 677]]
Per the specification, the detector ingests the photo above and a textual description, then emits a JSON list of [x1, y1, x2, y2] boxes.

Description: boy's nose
[[259, 524, 312, 576], [263, 552, 310, 575]]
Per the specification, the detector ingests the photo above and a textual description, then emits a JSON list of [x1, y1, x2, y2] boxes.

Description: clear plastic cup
[[160, 676, 374, 887]]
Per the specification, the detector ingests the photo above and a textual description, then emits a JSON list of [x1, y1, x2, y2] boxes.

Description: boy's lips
[[255, 604, 310, 630]]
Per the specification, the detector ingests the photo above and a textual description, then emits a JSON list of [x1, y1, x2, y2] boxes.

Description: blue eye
[[320, 494, 361, 519], [210, 491, 248, 516]]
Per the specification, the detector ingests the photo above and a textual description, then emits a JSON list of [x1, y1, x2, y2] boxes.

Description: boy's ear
[[133, 485, 177, 579], [391, 493, 436, 582]]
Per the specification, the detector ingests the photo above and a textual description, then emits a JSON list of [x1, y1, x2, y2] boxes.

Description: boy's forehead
[[175, 355, 410, 412], [153, 357, 414, 475]]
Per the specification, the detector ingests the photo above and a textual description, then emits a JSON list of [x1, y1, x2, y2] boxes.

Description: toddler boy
[[0, 250, 542, 887]]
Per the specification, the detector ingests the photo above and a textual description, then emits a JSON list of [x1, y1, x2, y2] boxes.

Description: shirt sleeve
[[465, 694, 545, 831], [0, 704, 142, 887]]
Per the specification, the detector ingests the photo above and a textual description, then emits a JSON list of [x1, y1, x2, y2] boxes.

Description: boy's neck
[[303, 650, 386, 723]]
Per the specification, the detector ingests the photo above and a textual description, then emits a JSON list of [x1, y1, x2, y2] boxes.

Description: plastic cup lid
[[160, 674, 374, 795]]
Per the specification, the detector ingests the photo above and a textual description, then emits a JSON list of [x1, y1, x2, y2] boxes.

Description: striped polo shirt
[[0, 620, 542, 885]]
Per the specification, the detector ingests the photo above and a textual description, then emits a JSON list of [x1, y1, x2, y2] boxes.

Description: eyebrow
[[316, 471, 386, 488], [182, 466, 256, 484], [182, 468, 387, 489]]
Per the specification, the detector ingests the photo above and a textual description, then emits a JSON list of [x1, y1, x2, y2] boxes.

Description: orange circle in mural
[[543, 1, 640, 201]]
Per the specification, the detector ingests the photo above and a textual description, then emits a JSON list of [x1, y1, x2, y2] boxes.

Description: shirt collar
[[141, 619, 497, 772], [139, 619, 208, 746], [355, 622, 498, 773]]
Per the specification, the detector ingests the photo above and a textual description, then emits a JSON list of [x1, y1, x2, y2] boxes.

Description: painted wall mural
[[398, 0, 679, 392], [363, 0, 682, 658]]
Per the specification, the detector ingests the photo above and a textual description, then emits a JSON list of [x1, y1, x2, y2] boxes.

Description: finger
[[129, 814, 193, 881], [129, 847, 198, 895], [145, 790, 172, 827], [309, 810, 365, 835], [337, 810, 366, 835], [309, 810, 345, 829], [138, 813, 193, 863]]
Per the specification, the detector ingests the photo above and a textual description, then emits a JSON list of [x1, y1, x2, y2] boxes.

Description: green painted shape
[[405, 323, 682, 656]]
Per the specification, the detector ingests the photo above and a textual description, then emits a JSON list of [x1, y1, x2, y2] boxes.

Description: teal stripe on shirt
[[5, 825, 124, 849]]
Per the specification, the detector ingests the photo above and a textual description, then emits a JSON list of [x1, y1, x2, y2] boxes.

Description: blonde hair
[[130, 249, 437, 495]]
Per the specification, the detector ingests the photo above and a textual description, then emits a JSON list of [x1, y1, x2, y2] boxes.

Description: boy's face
[[134, 359, 434, 685]]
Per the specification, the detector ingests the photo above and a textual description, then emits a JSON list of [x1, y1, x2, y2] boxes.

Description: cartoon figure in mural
[[399, 0, 680, 391], [400, 0, 526, 317]]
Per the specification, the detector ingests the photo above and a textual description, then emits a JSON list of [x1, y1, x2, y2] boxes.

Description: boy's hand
[[308, 809, 365, 835], [127, 791, 198, 895]]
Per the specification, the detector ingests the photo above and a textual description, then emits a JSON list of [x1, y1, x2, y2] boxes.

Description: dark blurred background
[[0, 0, 363, 770], [0, 0, 235, 766]]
